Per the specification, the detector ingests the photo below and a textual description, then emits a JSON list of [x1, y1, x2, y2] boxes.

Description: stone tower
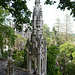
[[27, 0, 47, 75]]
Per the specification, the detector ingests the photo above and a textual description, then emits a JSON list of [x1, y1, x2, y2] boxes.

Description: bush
[[65, 62, 75, 75], [13, 48, 27, 68], [47, 45, 59, 75]]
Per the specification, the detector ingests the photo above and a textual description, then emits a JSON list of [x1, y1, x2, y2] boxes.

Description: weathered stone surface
[[0, 69, 31, 75], [0, 60, 32, 75], [27, 0, 47, 75], [0, 69, 6, 75]]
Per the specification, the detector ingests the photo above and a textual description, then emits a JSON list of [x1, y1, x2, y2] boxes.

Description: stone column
[[38, 53, 41, 75], [45, 46, 47, 75], [27, 52, 29, 70], [27, 54, 32, 73], [42, 58, 44, 73], [0, 48, 1, 56], [29, 56, 32, 73], [7, 49, 14, 75], [34, 57, 37, 71]]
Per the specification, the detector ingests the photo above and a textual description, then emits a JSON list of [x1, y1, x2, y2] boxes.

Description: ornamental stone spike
[[27, 0, 47, 75], [35, 0, 40, 4], [32, 0, 43, 36]]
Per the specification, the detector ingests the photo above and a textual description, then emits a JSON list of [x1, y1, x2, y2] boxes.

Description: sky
[[27, 0, 75, 33]]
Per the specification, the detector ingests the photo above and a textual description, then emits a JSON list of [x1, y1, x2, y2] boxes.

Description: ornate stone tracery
[[27, 0, 47, 75]]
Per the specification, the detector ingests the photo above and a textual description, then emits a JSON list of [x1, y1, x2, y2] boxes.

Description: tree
[[65, 61, 75, 75], [0, 6, 10, 25], [0, 0, 31, 31], [15, 34, 26, 50], [45, 0, 75, 18], [54, 18, 64, 45], [51, 27, 58, 46], [0, 25, 16, 56], [0, 6, 16, 56], [64, 14, 72, 41], [43, 24, 51, 45], [0, 0, 75, 31], [54, 15, 73, 45], [58, 42, 75, 75], [55, 18, 61, 36], [12, 48, 27, 68], [47, 45, 59, 75]]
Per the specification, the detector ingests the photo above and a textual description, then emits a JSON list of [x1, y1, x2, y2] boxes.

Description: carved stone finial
[[35, 0, 40, 4]]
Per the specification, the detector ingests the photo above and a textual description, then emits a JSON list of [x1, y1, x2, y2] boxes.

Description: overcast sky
[[27, 0, 75, 33]]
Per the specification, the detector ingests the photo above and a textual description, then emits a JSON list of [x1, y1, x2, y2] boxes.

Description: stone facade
[[27, 0, 47, 75]]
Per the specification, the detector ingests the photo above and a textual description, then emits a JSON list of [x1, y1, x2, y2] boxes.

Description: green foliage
[[58, 42, 75, 75], [0, 0, 32, 31], [0, 6, 9, 24], [65, 62, 75, 75], [45, 0, 75, 18], [15, 34, 26, 50], [2, 51, 8, 58], [54, 15, 73, 45], [50, 27, 58, 46], [0, 5, 16, 56], [0, 25, 16, 45], [0, 6, 5, 24], [43, 24, 50, 38], [15, 34, 25, 41], [47, 45, 59, 75], [0, 0, 75, 31], [59, 42, 75, 58], [13, 48, 27, 68], [13, 51, 24, 67], [0, 24, 16, 56], [43, 24, 51, 45], [45, 0, 56, 5], [72, 52, 75, 59]]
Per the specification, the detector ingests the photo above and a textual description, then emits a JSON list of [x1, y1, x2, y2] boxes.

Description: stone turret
[[27, 0, 47, 75]]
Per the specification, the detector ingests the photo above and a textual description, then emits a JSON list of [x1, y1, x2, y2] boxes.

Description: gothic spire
[[27, 0, 47, 75], [32, 0, 42, 32], [35, 0, 40, 5], [33, 0, 42, 17]]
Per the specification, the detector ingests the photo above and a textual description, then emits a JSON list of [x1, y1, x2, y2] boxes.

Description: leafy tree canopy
[[0, 24, 16, 45], [0, 6, 16, 55], [0, 6, 10, 25], [45, 0, 75, 18], [58, 42, 75, 68], [59, 42, 75, 55], [0, 24, 16, 56], [58, 42, 75, 74], [47, 45, 59, 75], [43, 24, 51, 45], [0, 0, 32, 31], [0, 0, 75, 31], [65, 62, 75, 75], [43, 24, 50, 38]]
